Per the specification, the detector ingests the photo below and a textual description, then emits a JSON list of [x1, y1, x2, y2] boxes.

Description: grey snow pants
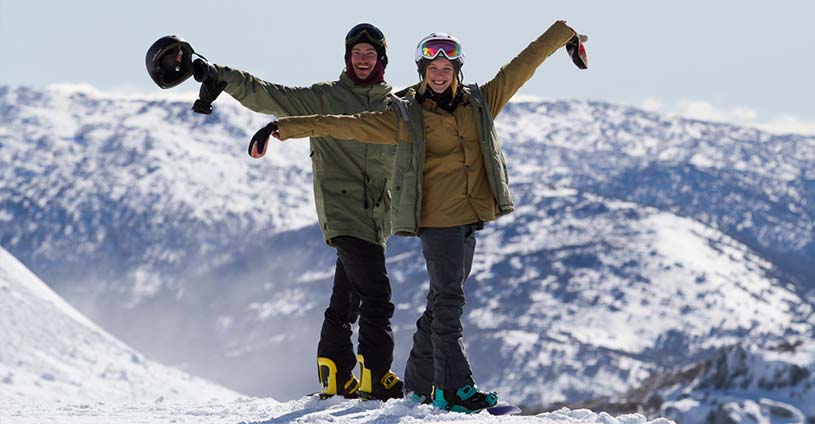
[[404, 223, 480, 395]]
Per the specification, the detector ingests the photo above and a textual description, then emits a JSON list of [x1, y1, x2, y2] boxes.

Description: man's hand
[[248, 121, 280, 158], [193, 58, 220, 83], [191, 58, 226, 114], [566, 34, 588, 69]]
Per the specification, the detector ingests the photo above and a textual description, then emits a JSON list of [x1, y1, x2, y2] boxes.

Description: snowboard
[[306, 392, 521, 415], [485, 404, 522, 416]]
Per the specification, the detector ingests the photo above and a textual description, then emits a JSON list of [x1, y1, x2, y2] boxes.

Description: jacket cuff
[[548, 20, 577, 45], [277, 117, 316, 140]]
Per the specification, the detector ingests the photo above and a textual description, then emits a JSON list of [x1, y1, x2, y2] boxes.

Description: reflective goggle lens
[[420, 39, 461, 60]]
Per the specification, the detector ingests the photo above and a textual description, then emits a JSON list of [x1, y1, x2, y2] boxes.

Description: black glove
[[248, 121, 279, 157], [192, 58, 220, 83], [191, 59, 226, 114], [566, 34, 588, 69]]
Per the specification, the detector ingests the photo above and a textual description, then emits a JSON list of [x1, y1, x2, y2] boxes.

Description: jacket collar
[[394, 83, 421, 98], [338, 71, 392, 98]]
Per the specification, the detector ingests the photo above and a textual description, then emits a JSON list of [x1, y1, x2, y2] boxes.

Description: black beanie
[[344, 24, 388, 68]]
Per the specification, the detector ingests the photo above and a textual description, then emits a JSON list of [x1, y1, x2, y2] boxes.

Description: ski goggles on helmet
[[416, 38, 462, 62], [345, 23, 386, 48]]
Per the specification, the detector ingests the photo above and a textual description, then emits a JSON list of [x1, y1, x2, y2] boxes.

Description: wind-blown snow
[[0, 247, 238, 403]]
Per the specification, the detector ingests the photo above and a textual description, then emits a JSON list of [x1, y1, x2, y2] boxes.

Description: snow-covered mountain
[[562, 340, 815, 423], [0, 246, 237, 403], [1, 84, 813, 422], [658, 341, 815, 423], [497, 100, 815, 288], [454, 187, 812, 403]]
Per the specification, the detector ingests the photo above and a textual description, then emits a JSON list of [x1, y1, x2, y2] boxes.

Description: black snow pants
[[404, 223, 480, 395], [317, 236, 395, 377]]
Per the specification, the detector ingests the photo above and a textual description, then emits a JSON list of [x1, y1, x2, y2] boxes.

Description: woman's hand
[[566, 33, 588, 69], [248, 120, 280, 158], [556, 20, 588, 69]]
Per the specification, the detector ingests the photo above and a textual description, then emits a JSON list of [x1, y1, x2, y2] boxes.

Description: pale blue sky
[[2, 0, 813, 132]]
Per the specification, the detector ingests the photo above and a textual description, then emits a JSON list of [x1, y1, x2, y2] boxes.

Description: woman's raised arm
[[481, 20, 577, 118]]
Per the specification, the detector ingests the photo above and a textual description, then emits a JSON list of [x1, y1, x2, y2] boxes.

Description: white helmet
[[414, 33, 464, 65]]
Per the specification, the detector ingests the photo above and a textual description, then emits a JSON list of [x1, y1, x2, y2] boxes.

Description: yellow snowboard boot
[[317, 357, 359, 399], [356, 354, 404, 401]]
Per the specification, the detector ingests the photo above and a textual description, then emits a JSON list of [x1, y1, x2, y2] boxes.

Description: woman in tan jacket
[[249, 20, 585, 413]]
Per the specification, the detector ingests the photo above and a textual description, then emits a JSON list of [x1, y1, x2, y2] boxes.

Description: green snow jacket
[[218, 69, 395, 247]]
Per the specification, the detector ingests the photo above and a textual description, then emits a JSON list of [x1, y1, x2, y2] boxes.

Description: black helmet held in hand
[[146, 35, 195, 89], [145, 35, 224, 114]]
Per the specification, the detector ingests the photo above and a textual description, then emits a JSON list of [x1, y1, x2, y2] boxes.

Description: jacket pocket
[[319, 178, 365, 218]]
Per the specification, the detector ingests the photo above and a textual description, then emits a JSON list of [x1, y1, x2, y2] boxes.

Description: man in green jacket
[[194, 23, 402, 401]]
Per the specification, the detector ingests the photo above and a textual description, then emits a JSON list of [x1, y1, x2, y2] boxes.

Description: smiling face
[[425, 57, 455, 94], [350, 43, 378, 80]]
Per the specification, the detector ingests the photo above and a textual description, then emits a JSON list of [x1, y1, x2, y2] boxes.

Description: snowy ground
[[0, 396, 675, 424]]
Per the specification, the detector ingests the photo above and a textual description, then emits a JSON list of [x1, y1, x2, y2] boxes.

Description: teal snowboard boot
[[432, 384, 498, 413]]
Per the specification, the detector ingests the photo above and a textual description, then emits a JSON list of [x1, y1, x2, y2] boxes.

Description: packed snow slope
[[1, 395, 676, 424], [1, 85, 813, 421], [0, 246, 238, 403]]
